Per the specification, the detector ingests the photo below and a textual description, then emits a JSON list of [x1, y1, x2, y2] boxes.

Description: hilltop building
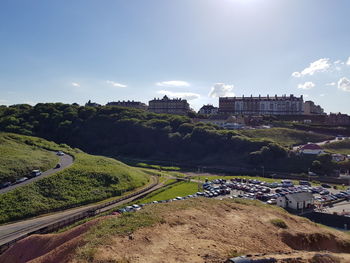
[[277, 192, 314, 211], [298, 143, 324, 155], [325, 113, 350, 125], [148, 95, 190, 115], [85, 100, 101, 107], [304, 101, 325, 115], [219, 94, 304, 115], [198, 105, 218, 115], [106, 100, 147, 110]]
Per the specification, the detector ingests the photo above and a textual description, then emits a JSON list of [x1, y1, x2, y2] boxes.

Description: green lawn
[[137, 181, 198, 204], [0, 133, 59, 183], [238, 128, 332, 147], [323, 139, 350, 155], [0, 133, 151, 224]]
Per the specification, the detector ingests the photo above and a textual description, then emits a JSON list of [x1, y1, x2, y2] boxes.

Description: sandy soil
[[2, 199, 350, 263], [80, 200, 350, 263]]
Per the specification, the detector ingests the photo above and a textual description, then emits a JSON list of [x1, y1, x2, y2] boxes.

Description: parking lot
[[115, 177, 350, 215], [202, 178, 350, 208]]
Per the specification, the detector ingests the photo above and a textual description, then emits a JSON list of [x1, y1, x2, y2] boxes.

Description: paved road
[[0, 152, 74, 194], [292, 138, 338, 151], [0, 176, 162, 247]]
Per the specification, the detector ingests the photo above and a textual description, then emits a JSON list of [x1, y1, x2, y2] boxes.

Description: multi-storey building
[[326, 113, 350, 126], [148, 95, 190, 115], [219, 94, 304, 115], [106, 100, 148, 110], [304, 101, 325, 115], [198, 104, 218, 115]]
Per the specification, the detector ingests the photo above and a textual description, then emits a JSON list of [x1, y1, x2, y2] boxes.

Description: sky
[[0, 0, 350, 113]]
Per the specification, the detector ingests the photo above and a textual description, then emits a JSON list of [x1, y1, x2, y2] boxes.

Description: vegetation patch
[[270, 218, 288, 229], [77, 209, 161, 261], [137, 181, 198, 204], [0, 133, 150, 224], [0, 133, 58, 183], [0, 103, 329, 173], [239, 128, 332, 147], [323, 139, 350, 155], [135, 162, 180, 171]]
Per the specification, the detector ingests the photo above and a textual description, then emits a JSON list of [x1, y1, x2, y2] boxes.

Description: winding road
[[0, 152, 74, 195], [0, 176, 162, 249]]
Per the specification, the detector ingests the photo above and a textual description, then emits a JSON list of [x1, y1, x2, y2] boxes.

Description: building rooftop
[[286, 192, 314, 202], [300, 143, 323, 150]]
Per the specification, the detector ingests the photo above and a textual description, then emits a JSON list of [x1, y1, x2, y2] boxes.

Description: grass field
[[0, 133, 59, 183], [323, 139, 350, 155], [0, 133, 152, 224], [137, 181, 198, 204], [238, 128, 332, 147]]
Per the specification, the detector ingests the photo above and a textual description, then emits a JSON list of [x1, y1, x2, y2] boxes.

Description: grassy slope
[[137, 181, 198, 204], [0, 133, 150, 224], [0, 133, 58, 183], [238, 128, 332, 147], [323, 139, 350, 155]]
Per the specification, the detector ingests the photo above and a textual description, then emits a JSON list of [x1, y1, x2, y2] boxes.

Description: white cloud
[[71, 82, 81, 87], [208, 83, 235, 98], [292, 58, 331, 78], [297, 81, 315, 90], [157, 90, 200, 100], [106, 80, 127, 88], [338, 77, 350, 92], [347, 57, 350, 66], [319, 94, 325, 97], [326, 82, 336, 86], [156, 80, 190, 87]]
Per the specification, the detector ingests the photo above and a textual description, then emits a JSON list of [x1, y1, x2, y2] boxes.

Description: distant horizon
[[1, 0, 350, 114], [1, 92, 344, 115]]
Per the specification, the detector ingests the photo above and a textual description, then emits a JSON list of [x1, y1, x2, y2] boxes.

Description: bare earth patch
[[2, 199, 350, 263]]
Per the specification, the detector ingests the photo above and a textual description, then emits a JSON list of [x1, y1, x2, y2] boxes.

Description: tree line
[[0, 103, 342, 174]]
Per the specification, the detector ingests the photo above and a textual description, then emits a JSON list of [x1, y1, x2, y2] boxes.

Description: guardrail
[[0, 177, 160, 255]]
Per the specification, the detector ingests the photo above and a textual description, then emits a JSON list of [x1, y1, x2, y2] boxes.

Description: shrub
[[270, 218, 288, 229]]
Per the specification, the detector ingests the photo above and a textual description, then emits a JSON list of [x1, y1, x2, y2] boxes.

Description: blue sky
[[1, 0, 350, 113]]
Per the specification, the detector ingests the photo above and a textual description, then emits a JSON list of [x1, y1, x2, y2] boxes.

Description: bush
[[270, 218, 288, 229]]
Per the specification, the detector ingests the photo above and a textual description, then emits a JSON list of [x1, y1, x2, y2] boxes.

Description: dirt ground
[[0, 217, 108, 263], [77, 199, 350, 263], [1, 199, 350, 263]]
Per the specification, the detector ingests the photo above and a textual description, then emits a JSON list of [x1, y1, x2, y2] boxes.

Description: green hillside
[[239, 128, 332, 147], [0, 133, 59, 183], [0, 104, 334, 172], [323, 138, 350, 155], [0, 133, 150, 224]]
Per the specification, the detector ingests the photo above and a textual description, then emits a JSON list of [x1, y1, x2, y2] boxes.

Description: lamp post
[[261, 166, 265, 177]]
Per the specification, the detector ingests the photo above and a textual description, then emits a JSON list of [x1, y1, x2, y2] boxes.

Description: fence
[[302, 211, 350, 230], [0, 177, 161, 255]]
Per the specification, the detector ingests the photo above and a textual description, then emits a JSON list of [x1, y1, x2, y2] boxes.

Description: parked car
[[0, 182, 11, 189], [320, 190, 330, 195], [299, 180, 311, 186], [321, 184, 331, 188], [56, 151, 65, 156], [55, 163, 61, 169], [13, 177, 28, 185]]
